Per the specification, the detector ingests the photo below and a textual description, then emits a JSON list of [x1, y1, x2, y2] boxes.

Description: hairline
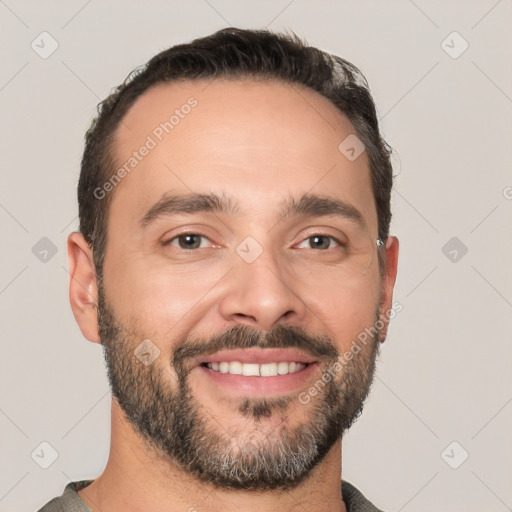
[[92, 75, 388, 278]]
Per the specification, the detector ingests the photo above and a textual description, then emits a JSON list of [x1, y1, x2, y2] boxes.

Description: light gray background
[[1, 1, 511, 511]]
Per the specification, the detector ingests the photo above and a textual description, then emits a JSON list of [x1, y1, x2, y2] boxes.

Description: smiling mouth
[[200, 361, 310, 377]]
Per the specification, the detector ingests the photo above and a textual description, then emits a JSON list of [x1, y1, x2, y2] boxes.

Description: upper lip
[[192, 348, 317, 368]]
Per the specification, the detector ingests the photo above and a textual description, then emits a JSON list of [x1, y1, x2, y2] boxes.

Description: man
[[39, 27, 399, 512]]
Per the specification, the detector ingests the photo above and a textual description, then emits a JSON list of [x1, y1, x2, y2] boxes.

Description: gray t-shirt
[[37, 479, 384, 511]]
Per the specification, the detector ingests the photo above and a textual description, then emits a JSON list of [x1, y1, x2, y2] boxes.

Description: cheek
[[103, 255, 228, 332], [103, 237, 382, 348], [305, 271, 381, 346]]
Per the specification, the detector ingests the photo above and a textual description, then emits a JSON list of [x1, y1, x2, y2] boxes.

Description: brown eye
[[297, 235, 342, 250], [166, 234, 210, 249]]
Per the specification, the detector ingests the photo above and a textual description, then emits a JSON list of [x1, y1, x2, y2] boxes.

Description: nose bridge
[[218, 237, 306, 330]]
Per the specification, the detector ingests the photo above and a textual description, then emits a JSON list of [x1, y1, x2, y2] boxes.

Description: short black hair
[[78, 27, 393, 277]]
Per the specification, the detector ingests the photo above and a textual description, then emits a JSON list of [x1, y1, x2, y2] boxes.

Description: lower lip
[[195, 363, 319, 396]]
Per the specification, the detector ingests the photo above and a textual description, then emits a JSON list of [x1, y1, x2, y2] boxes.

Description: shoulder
[[37, 480, 94, 512], [342, 480, 386, 512]]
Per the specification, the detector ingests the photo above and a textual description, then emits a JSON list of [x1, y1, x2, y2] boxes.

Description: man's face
[[98, 79, 388, 489]]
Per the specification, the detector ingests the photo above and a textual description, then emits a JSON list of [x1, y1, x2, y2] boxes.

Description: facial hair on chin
[[97, 284, 381, 491]]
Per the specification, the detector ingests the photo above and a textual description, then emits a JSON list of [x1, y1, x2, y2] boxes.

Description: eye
[[296, 234, 343, 251], [164, 233, 213, 250]]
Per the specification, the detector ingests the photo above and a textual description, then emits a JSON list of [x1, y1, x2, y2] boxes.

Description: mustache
[[172, 324, 339, 371]]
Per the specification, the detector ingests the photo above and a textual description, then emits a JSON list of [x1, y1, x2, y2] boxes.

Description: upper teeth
[[206, 361, 306, 376]]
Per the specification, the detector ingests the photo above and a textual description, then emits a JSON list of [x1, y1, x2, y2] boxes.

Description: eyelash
[[163, 233, 345, 251]]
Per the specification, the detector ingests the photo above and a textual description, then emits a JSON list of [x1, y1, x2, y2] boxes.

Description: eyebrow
[[140, 192, 239, 227], [140, 192, 366, 230]]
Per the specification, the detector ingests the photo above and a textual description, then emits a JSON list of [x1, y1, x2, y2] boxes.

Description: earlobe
[[67, 231, 101, 344], [378, 236, 399, 343]]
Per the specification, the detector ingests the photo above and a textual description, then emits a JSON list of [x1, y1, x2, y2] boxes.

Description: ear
[[377, 236, 399, 343], [67, 231, 100, 344]]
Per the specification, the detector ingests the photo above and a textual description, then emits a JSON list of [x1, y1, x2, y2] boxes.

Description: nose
[[217, 246, 307, 331]]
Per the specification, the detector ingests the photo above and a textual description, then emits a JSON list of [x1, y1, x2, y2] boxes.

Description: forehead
[[109, 78, 376, 232]]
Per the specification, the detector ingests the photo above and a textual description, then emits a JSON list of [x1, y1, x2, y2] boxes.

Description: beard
[[97, 284, 381, 491]]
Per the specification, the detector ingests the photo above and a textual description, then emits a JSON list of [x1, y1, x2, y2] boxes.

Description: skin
[[68, 78, 399, 512]]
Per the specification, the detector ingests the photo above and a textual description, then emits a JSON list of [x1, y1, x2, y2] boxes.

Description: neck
[[78, 400, 347, 512]]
